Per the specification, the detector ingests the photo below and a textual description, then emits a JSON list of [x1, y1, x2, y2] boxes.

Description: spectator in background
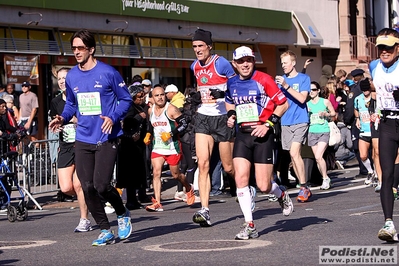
[[6, 83, 20, 110], [335, 69, 347, 90], [276, 50, 311, 202], [165, 84, 185, 108], [335, 118, 355, 169], [393, 22, 399, 33], [301, 58, 313, 74], [116, 84, 148, 210], [131, 74, 143, 85], [0, 85, 7, 99], [344, 69, 369, 179], [3, 94, 18, 123], [323, 79, 341, 112], [18, 81, 39, 143], [319, 65, 333, 87], [142, 79, 152, 105]]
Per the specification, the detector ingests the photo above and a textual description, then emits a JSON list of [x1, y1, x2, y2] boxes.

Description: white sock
[[270, 181, 282, 198], [237, 187, 253, 222], [362, 159, 373, 173]]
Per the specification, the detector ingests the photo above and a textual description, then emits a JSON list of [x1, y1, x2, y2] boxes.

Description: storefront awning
[[292, 11, 323, 46]]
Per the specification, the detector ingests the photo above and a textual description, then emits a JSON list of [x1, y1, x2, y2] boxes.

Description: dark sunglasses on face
[[311, 88, 319, 91], [71, 46, 89, 52], [377, 45, 396, 51]]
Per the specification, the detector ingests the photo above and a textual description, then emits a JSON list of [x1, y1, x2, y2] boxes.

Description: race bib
[[359, 111, 370, 123], [198, 86, 217, 104], [310, 113, 325, 125], [62, 124, 76, 143], [77, 92, 102, 115], [236, 103, 259, 124], [153, 135, 170, 150]]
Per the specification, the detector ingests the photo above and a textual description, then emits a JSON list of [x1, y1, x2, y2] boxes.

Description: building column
[[337, 0, 352, 63]]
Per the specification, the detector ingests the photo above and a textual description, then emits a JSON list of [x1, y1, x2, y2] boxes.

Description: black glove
[[393, 90, 399, 102], [190, 91, 202, 106], [359, 78, 371, 91], [209, 89, 225, 99]]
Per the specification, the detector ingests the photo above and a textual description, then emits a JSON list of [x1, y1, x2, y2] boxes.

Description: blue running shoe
[[117, 209, 132, 240], [92, 229, 115, 246], [250, 186, 256, 212]]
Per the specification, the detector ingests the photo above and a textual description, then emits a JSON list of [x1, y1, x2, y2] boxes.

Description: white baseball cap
[[233, 46, 255, 60], [165, 84, 178, 93], [141, 79, 152, 86]]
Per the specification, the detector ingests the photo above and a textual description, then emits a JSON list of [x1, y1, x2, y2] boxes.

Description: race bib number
[[199, 86, 217, 104], [310, 113, 324, 125], [153, 133, 170, 150], [77, 92, 101, 115], [360, 111, 370, 123], [236, 103, 259, 124], [62, 124, 76, 143]]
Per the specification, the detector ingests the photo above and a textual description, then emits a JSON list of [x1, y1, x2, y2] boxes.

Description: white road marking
[[0, 240, 56, 250], [143, 240, 272, 252]]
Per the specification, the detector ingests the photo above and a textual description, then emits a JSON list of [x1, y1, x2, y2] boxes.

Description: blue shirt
[[62, 61, 132, 145], [280, 72, 310, 126]]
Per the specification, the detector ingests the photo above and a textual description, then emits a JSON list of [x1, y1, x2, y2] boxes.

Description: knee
[[360, 155, 368, 162], [60, 184, 74, 195], [197, 159, 209, 170], [290, 150, 300, 160], [258, 183, 272, 194]]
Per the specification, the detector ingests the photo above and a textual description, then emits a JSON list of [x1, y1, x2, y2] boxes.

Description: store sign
[[122, 0, 190, 14], [4, 55, 39, 85]]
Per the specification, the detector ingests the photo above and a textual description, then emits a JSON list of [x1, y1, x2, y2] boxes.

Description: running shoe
[[364, 172, 374, 185], [250, 186, 256, 212], [297, 186, 312, 202], [92, 229, 115, 246], [378, 221, 398, 242], [267, 194, 278, 202], [335, 160, 345, 170], [374, 182, 381, 193], [185, 185, 195, 206], [74, 218, 93, 233], [193, 208, 211, 227], [278, 186, 294, 216], [104, 202, 115, 214], [235, 223, 259, 240], [320, 177, 331, 190], [117, 209, 132, 240], [145, 197, 164, 212], [174, 191, 186, 201]]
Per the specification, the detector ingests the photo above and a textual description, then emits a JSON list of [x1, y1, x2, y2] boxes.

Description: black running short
[[193, 113, 235, 142], [57, 144, 75, 168], [233, 129, 275, 164]]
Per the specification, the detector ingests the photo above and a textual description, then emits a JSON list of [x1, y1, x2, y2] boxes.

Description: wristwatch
[[264, 122, 271, 128]]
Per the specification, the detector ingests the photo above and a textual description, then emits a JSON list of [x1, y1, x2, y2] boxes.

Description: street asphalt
[[1, 159, 398, 266]]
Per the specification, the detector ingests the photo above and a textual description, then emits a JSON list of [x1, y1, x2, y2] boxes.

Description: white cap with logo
[[233, 46, 255, 60]]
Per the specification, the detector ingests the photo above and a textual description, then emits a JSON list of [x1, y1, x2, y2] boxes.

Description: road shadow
[[259, 216, 333, 235]]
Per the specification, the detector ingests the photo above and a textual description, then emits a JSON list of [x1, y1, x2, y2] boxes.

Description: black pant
[[75, 140, 126, 230], [379, 119, 399, 220], [178, 141, 197, 191]]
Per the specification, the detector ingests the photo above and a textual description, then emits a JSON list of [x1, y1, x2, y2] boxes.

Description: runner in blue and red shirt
[[225, 46, 293, 240]]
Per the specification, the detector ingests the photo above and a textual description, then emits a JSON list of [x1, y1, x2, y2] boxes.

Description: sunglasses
[[311, 88, 319, 91], [71, 46, 89, 52], [377, 45, 396, 51]]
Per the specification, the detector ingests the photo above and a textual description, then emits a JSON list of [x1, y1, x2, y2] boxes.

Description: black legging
[[75, 139, 126, 230], [379, 119, 399, 220], [178, 141, 197, 191]]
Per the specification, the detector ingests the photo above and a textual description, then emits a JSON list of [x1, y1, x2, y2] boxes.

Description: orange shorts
[[151, 152, 181, 166]]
